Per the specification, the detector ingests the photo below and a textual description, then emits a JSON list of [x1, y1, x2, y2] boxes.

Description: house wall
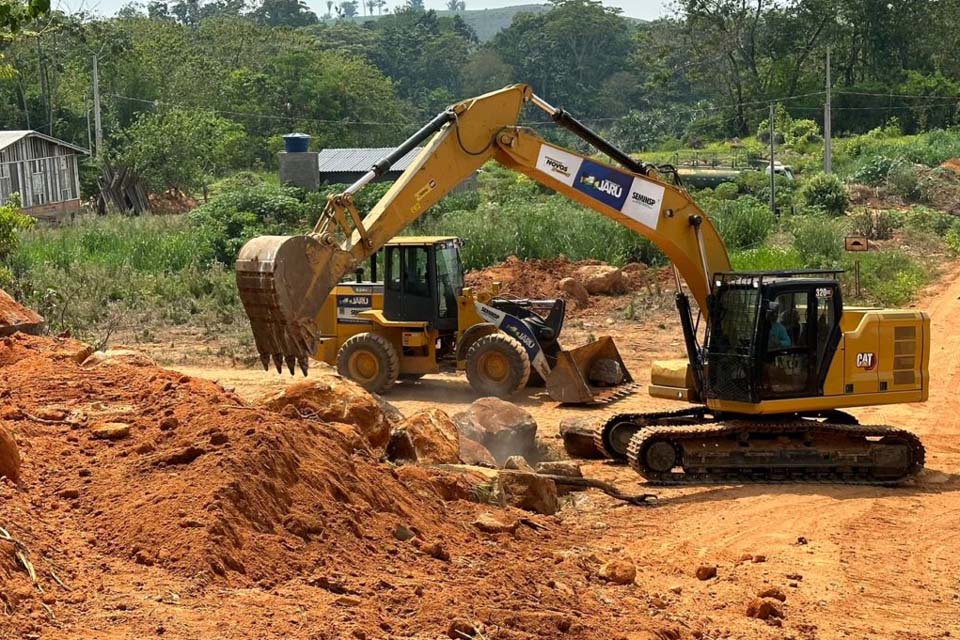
[[22, 198, 82, 222], [0, 135, 82, 211]]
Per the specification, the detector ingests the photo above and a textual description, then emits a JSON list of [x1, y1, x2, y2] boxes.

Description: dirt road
[[169, 266, 960, 639]]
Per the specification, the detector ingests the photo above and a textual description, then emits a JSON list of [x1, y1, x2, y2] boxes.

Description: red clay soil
[[0, 290, 43, 337], [0, 333, 674, 639]]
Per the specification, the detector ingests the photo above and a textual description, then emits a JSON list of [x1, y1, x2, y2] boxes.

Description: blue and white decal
[[573, 160, 632, 211], [474, 302, 551, 380], [337, 294, 373, 324], [536, 143, 665, 229]]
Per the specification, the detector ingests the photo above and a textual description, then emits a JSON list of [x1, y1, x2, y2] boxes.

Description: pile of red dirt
[[0, 289, 43, 337], [465, 256, 658, 300], [0, 333, 485, 634]]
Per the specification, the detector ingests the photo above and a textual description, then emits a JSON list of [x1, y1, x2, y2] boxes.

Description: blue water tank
[[283, 133, 311, 153]]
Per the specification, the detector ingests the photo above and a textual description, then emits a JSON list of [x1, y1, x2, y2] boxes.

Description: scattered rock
[[621, 262, 648, 278], [535, 460, 582, 478], [495, 470, 558, 515], [785, 573, 803, 581], [573, 264, 627, 295], [419, 541, 450, 561], [588, 358, 625, 386], [473, 512, 519, 535], [503, 455, 535, 472], [558, 417, 603, 459], [263, 373, 392, 449], [158, 446, 204, 466], [758, 587, 786, 602], [393, 524, 416, 542], [158, 416, 178, 431], [134, 550, 155, 566], [598, 559, 636, 585], [447, 619, 479, 639], [669, 585, 682, 595], [0, 424, 20, 483], [58, 487, 80, 500], [458, 436, 496, 466], [452, 397, 538, 464], [0, 406, 23, 420], [284, 513, 325, 540], [91, 421, 132, 440], [374, 395, 405, 425], [386, 409, 460, 465], [752, 554, 767, 563], [82, 349, 156, 368], [695, 565, 717, 581], [746, 598, 783, 620], [558, 277, 589, 307], [796, 536, 808, 545], [33, 406, 68, 421]]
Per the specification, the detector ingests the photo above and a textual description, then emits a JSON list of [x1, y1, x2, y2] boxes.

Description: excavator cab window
[[383, 241, 461, 332]]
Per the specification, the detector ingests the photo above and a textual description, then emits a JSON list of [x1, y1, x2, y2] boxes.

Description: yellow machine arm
[[236, 84, 731, 374]]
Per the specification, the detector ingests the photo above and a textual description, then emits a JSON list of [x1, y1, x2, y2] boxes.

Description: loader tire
[[466, 333, 530, 398], [337, 332, 400, 395]]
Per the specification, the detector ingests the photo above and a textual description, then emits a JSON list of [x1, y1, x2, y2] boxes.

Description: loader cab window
[[404, 246, 430, 298], [435, 243, 462, 320]]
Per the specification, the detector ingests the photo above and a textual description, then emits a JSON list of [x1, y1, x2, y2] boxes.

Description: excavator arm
[[236, 84, 731, 374]]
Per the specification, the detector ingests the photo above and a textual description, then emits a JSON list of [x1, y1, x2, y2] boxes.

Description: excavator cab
[[704, 271, 843, 403]]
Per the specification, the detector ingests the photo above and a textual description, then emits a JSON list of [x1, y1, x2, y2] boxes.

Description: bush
[[713, 182, 739, 200], [902, 205, 955, 235], [885, 161, 921, 200], [852, 155, 896, 185], [730, 246, 802, 271], [790, 215, 844, 267], [188, 184, 310, 265], [708, 196, 777, 251], [946, 222, 960, 255], [797, 173, 849, 216], [848, 209, 903, 240]]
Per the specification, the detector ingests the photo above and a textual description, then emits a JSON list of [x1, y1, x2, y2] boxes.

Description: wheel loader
[[236, 83, 929, 485], [306, 234, 633, 401]]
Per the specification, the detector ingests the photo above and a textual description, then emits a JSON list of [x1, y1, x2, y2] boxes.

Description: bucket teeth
[[272, 353, 283, 374], [260, 353, 271, 371], [298, 357, 309, 376], [284, 355, 296, 375]]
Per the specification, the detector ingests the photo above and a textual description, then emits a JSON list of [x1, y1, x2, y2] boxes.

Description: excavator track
[[593, 407, 714, 460], [626, 420, 925, 486]]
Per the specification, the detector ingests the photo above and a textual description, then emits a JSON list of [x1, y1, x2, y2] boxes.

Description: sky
[[57, 0, 673, 22]]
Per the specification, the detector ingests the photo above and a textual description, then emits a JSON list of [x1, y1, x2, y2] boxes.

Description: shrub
[[885, 161, 921, 200], [946, 222, 960, 255], [845, 250, 928, 307], [797, 173, 849, 216], [852, 155, 896, 185], [790, 215, 844, 267], [902, 205, 955, 235], [848, 209, 903, 240], [730, 246, 802, 272], [708, 196, 777, 251], [188, 184, 310, 265], [713, 182, 739, 200]]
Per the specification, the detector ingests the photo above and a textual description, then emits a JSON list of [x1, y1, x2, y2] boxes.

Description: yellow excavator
[[236, 84, 929, 484]]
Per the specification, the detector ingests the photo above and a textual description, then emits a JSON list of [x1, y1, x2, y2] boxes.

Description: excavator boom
[[236, 84, 729, 373]]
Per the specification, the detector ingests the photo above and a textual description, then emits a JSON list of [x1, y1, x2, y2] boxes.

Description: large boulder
[[452, 397, 538, 464], [557, 277, 589, 307], [494, 470, 558, 515], [458, 436, 497, 467], [263, 373, 391, 449], [386, 408, 461, 464], [573, 265, 627, 295], [0, 289, 43, 337], [559, 417, 603, 459], [0, 424, 20, 483]]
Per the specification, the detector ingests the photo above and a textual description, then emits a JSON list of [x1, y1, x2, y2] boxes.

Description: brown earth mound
[[0, 289, 43, 337]]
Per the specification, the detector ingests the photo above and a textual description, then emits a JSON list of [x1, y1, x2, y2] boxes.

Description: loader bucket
[[546, 336, 637, 404], [235, 234, 355, 375]]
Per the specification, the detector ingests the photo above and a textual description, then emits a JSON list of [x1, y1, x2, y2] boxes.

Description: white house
[[0, 130, 89, 220]]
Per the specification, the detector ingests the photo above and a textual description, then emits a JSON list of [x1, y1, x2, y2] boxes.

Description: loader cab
[[704, 270, 843, 403], [383, 237, 464, 332]]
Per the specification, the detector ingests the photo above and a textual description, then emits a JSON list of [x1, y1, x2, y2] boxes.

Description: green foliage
[[115, 108, 247, 194], [844, 250, 929, 307], [848, 209, 903, 240], [901, 205, 956, 236], [730, 246, 802, 272], [885, 161, 921, 200], [790, 215, 844, 267], [797, 173, 849, 216], [851, 155, 896, 185], [704, 195, 776, 251], [188, 184, 309, 265]]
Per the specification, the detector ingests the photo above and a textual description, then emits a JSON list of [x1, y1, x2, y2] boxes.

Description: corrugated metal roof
[[0, 130, 89, 154], [315, 147, 422, 174]]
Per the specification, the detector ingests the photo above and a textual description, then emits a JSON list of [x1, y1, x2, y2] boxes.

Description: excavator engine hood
[[546, 337, 637, 404], [236, 234, 355, 374]]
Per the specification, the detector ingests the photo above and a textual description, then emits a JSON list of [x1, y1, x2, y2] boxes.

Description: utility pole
[[92, 55, 103, 159], [769, 102, 776, 216], [824, 46, 832, 174]]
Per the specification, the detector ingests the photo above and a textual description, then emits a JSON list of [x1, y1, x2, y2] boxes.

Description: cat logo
[[856, 352, 876, 370]]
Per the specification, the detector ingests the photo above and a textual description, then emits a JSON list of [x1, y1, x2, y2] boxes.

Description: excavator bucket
[[235, 234, 355, 375], [546, 337, 637, 404]]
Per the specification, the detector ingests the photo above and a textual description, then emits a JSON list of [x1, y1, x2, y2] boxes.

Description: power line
[[835, 90, 960, 101]]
